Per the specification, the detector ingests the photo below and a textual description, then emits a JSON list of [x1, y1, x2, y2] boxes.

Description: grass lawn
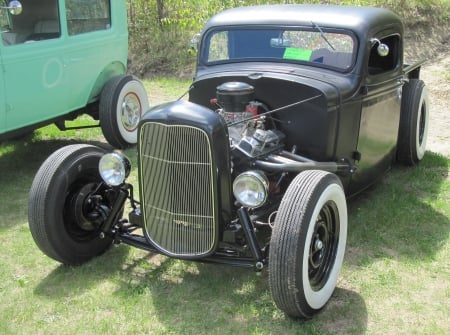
[[0, 79, 448, 335]]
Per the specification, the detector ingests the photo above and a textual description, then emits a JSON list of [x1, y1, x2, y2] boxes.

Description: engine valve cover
[[237, 128, 285, 158]]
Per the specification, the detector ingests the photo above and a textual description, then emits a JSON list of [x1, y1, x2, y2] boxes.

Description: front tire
[[28, 144, 112, 265], [397, 79, 429, 165], [269, 170, 347, 319], [100, 75, 149, 149]]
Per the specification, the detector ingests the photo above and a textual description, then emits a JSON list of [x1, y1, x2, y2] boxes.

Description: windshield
[[202, 27, 356, 71]]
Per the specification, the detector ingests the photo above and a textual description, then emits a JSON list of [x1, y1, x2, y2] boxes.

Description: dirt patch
[[404, 21, 450, 157], [421, 54, 450, 157]]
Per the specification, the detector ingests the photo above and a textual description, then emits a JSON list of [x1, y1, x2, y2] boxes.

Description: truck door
[[63, 0, 127, 111], [351, 33, 403, 191], [0, 0, 67, 134]]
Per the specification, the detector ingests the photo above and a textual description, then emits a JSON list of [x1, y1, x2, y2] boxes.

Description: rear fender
[[87, 61, 127, 103], [403, 60, 426, 80]]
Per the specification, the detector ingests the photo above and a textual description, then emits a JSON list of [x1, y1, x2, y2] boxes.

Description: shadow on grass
[[346, 151, 449, 264], [111, 255, 367, 334], [0, 134, 112, 176], [0, 135, 114, 229], [33, 244, 130, 297]]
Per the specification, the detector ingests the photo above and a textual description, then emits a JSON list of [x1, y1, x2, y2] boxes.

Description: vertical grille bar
[[139, 122, 217, 257]]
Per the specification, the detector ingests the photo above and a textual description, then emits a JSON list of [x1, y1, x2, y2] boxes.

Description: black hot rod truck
[[28, 5, 429, 319]]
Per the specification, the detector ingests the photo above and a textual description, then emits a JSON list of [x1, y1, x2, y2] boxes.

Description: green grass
[[445, 70, 450, 81], [0, 79, 449, 335]]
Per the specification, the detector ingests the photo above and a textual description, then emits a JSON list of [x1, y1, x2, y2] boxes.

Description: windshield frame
[[199, 25, 358, 73]]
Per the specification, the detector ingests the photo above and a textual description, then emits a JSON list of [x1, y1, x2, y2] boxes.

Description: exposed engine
[[213, 82, 285, 158]]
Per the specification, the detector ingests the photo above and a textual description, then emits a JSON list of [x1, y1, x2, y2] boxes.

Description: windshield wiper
[[311, 21, 335, 51]]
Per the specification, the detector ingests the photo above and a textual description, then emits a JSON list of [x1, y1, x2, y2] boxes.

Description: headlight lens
[[99, 153, 131, 186], [233, 170, 269, 208]]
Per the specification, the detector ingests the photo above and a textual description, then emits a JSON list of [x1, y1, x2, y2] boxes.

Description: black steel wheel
[[397, 79, 429, 165], [99, 75, 149, 149], [28, 144, 112, 265], [269, 170, 347, 319]]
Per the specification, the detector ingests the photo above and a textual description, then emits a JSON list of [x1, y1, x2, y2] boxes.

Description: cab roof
[[202, 4, 403, 36]]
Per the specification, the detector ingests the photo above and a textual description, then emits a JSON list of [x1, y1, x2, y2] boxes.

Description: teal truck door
[[63, 0, 128, 110], [0, 44, 5, 134], [1, 0, 67, 133], [0, 3, 11, 134]]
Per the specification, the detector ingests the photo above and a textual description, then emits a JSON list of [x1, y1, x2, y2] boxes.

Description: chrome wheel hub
[[121, 93, 141, 131]]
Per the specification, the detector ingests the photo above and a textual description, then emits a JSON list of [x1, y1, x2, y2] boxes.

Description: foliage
[[126, 0, 449, 78], [66, 0, 110, 18]]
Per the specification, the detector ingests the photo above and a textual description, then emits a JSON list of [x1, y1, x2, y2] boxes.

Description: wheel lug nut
[[315, 239, 323, 250]]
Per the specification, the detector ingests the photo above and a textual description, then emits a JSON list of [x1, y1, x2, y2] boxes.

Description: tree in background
[[127, 0, 291, 77], [126, 0, 448, 78]]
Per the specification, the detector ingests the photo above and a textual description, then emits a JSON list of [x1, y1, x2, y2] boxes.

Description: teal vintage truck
[[0, 0, 148, 148]]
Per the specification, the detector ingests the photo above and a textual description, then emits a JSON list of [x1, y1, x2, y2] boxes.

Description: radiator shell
[[138, 101, 232, 258]]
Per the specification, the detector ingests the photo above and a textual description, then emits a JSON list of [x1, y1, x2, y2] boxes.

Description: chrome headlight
[[99, 153, 131, 186], [232, 170, 269, 208]]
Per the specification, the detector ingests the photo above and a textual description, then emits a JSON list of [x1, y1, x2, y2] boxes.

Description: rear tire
[[397, 79, 429, 165], [269, 170, 347, 319], [100, 75, 149, 149], [28, 144, 112, 265]]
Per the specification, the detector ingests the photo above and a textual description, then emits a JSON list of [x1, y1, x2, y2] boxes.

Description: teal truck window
[[0, 3, 9, 29], [0, 5, 11, 44], [65, 0, 111, 35], [1, 0, 60, 45]]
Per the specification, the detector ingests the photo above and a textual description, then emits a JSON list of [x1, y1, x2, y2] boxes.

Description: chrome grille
[[139, 122, 216, 257]]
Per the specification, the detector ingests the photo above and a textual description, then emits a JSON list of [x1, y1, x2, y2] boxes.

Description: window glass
[[0, 4, 10, 30], [368, 35, 400, 75], [65, 0, 110, 36], [204, 27, 355, 71], [2, 0, 61, 46], [208, 31, 229, 62]]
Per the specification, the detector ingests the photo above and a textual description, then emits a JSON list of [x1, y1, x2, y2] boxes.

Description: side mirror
[[370, 38, 389, 57], [189, 33, 201, 53], [1, 1, 22, 15]]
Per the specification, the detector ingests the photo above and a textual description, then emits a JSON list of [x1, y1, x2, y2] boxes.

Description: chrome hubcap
[[121, 93, 141, 131]]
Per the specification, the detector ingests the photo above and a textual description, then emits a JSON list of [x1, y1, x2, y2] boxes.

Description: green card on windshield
[[283, 48, 312, 61]]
